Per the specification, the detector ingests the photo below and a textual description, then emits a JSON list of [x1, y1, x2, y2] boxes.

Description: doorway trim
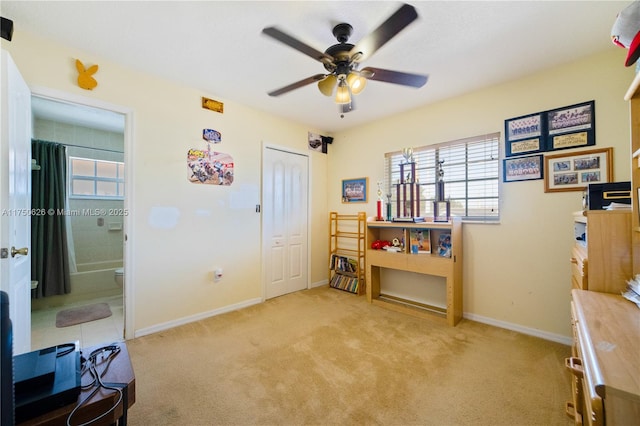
[[261, 141, 311, 302], [30, 85, 135, 340]]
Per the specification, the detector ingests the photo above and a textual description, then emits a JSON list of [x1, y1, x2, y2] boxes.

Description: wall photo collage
[[502, 100, 611, 192]]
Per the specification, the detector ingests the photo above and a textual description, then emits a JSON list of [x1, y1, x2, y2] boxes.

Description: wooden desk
[[21, 342, 135, 426], [567, 290, 640, 425]]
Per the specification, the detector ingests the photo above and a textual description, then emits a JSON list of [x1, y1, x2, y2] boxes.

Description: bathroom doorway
[[29, 89, 134, 348]]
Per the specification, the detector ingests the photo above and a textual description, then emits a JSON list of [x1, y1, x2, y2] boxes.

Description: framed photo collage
[[502, 100, 610, 192]]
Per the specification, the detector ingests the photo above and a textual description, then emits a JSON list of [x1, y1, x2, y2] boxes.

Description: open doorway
[[28, 90, 134, 348]]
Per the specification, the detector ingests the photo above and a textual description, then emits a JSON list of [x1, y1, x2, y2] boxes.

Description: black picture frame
[[503, 155, 544, 182], [504, 112, 545, 157], [545, 100, 595, 152]]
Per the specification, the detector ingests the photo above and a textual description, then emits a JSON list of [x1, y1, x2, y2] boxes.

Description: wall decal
[[203, 128, 222, 143], [202, 97, 224, 113], [187, 149, 234, 185], [308, 132, 322, 152], [75, 59, 98, 90]]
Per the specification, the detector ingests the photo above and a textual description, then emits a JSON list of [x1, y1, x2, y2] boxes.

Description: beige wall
[[330, 49, 635, 339], [4, 30, 328, 334], [5, 28, 634, 341]]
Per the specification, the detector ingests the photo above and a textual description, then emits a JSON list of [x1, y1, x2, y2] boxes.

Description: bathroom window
[[69, 156, 125, 199]]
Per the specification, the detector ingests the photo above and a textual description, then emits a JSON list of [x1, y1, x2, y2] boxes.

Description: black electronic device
[[14, 343, 81, 423], [1, 17, 13, 41], [14, 346, 56, 394], [587, 181, 631, 210], [1, 291, 14, 426]]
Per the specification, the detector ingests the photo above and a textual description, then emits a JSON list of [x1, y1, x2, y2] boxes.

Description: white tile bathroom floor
[[31, 295, 124, 351]]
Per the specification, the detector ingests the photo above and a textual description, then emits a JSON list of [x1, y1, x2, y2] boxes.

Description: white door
[[262, 147, 308, 299], [0, 50, 32, 354]]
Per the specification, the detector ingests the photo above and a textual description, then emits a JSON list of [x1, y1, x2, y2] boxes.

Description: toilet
[[114, 268, 124, 288]]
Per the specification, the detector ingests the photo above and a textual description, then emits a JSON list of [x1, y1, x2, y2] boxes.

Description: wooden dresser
[[566, 290, 640, 426], [571, 210, 632, 293]]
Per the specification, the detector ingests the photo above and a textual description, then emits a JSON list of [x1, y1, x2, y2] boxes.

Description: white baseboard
[[134, 280, 328, 339], [134, 289, 571, 346], [134, 297, 262, 338], [310, 279, 328, 289], [464, 312, 572, 346]]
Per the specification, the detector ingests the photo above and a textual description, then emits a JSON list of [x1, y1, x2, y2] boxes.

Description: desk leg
[[367, 264, 380, 303], [103, 382, 128, 425]]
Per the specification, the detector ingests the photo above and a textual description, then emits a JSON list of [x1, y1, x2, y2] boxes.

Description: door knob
[[11, 246, 28, 257]]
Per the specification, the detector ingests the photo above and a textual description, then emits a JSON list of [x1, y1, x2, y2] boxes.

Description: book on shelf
[[329, 273, 359, 293], [437, 233, 452, 258], [329, 254, 358, 273], [409, 228, 431, 254]]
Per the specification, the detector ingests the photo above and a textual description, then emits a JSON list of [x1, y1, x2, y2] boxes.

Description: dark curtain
[[31, 140, 71, 298]]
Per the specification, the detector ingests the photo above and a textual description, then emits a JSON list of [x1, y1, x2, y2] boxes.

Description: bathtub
[[31, 260, 123, 310]]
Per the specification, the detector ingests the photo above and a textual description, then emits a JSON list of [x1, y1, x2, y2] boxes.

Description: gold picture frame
[[544, 147, 612, 193]]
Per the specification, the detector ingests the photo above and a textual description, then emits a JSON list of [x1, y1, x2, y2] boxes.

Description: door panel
[[263, 147, 308, 299], [0, 50, 32, 354]]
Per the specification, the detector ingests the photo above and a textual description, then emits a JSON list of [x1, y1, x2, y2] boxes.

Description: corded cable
[[66, 343, 125, 426], [56, 342, 77, 358]]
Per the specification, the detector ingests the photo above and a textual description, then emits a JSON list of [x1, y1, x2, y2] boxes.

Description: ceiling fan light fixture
[[335, 78, 351, 104], [346, 73, 367, 95], [317, 74, 337, 96], [339, 100, 355, 114]]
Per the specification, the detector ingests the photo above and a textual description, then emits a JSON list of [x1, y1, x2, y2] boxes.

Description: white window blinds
[[384, 133, 500, 221]]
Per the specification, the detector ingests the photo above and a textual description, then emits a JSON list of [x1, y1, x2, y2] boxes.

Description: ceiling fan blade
[[362, 67, 428, 88], [262, 27, 333, 63], [268, 74, 327, 97], [350, 3, 418, 62]]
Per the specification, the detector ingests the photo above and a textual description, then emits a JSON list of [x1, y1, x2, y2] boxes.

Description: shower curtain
[[31, 140, 71, 298]]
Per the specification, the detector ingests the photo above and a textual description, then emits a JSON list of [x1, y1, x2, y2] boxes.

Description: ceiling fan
[[262, 3, 428, 113]]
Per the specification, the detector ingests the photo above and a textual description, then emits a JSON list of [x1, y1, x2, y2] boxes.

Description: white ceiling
[[1, 1, 632, 133]]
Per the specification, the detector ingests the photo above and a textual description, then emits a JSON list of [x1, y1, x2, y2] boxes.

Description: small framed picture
[[342, 177, 368, 203], [503, 155, 544, 182], [504, 112, 544, 157], [544, 147, 612, 193]]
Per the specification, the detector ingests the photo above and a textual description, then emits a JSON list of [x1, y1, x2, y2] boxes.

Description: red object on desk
[[377, 200, 382, 221]]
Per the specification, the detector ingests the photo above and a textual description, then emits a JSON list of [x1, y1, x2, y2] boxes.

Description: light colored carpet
[[126, 286, 573, 425], [55, 302, 112, 328]]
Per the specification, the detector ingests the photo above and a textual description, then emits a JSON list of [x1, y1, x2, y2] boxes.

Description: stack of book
[[329, 254, 357, 273], [329, 254, 359, 293], [329, 274, 359, 293]]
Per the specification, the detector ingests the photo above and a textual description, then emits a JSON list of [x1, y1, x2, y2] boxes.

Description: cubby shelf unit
[[328, 212, 366, 295], [365, 218, 463, 326]]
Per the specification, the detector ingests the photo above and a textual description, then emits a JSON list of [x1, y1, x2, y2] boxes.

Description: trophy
[[376, 181, 383, 221], [402, 147, 413, 164], [433, 160, 450, 222], [394, 148, 421, 221]]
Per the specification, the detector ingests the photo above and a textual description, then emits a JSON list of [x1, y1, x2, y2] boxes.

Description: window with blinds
[[384, 133, 501, 222]]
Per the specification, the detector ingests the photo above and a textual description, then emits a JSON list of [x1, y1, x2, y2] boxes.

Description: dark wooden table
[[20, 342, 135, 426]]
